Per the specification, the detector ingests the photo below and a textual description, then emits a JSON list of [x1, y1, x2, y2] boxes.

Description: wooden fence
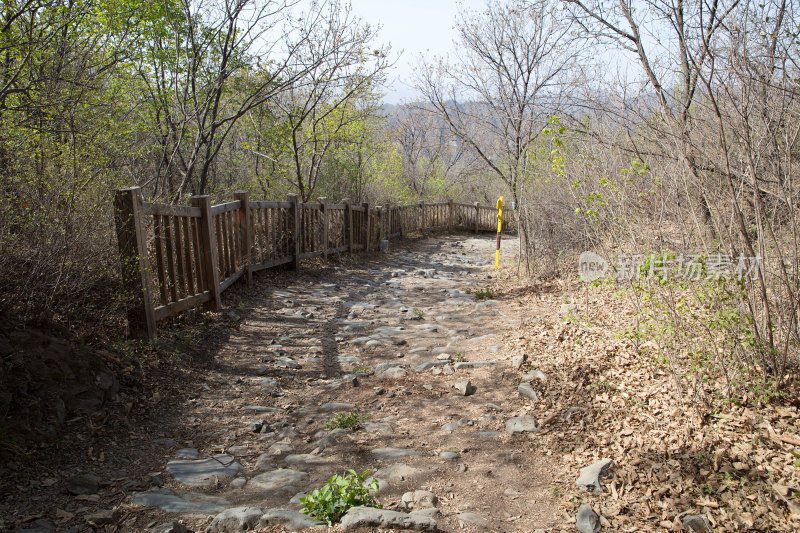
[[114, 188, 509, 340]]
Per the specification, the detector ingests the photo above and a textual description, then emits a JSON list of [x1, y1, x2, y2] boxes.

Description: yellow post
[[495, 196, 503, 269]]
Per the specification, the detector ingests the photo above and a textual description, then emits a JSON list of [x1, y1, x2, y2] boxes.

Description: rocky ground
[[4, 233, 800, 532]]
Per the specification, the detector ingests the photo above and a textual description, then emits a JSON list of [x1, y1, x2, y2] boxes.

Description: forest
[[0, 0, 798, 402]]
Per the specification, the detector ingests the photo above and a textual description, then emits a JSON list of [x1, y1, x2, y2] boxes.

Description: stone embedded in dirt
[[339, 506, 437, 531], [453, 361, 503, 369], [439, 451, 459, 460], [239, 405, 282, 413], [230, 477, 247, 489], [320, 402, 353, 411], [378, 366, 409, 379], [374, 362, 408, 374], [247, 420, 266, 433], [518, 382, 538, 401], [258, 509, 321, 531], [133, 488, 229, 514], [456, 512, 488, 527], [402, 490, 438, 510], [65, 474, 100, 495], [85, 509, 118, 526], [255, 365, 269, 375], [442, 364, 455, 375], [410, 507, 441, 519], [511, 354, 526, 369], [682, 514, 712, 532], [249, 468, 308, 491], [175, 448, 199, 459], [453, 380, 476, 396], [521, 369, 546, 382], [284, 454, 331, 468], [276, 357, 300, 369], [374, 463, 424, 481], [576, 458, 614, 494], [150, 521, 189, 533], [315, 428, 349, 451], [414, 361, 448, 371], [576, 503, 601, 533], [153, 438, 179, 447], [474, 431, 499, 437], [372, 447, 419, 460], [266, 441, 294, 456], [505, 415, 539, 434], [206, 506, 264, 533], [227, 445, 251, 456], [166, 454, 242, 486], [362, 422, 394, 436], [441, 422, 459, 432]]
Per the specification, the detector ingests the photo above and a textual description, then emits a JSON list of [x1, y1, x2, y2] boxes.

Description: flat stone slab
[[371, 447, 419, 460], [249, 469, 308, 491], [239, 405, 283, 413], [414, 361, 449, 371], [132, 488, 229, 514], [373, 463, 425, 481], [453, 361, 504, 369], [340, 506, 437, 531], [284, 454, 333, 468], [259, 509, 322, 531], [166, 454, 242, 486], [505, 416, 539, 434]]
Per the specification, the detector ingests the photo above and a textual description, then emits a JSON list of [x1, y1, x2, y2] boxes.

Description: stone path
[[132, 235, 561, 532]]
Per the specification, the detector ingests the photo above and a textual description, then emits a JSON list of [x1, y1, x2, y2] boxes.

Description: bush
[[300, 469, 380, 525], [325, 405, 363, 430]]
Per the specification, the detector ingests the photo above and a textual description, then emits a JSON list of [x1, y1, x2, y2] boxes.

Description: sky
[[347, 0, 488, 104]]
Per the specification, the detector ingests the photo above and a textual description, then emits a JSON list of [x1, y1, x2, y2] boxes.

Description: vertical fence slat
[[182, 217, 194, 295], [192, 217, 205, 292], [164, 215, 178, 302], [287, 194, 300, 270], [173, 216, 186, 299], [153, 215, 168, 305], [192, 196, 220, 310], [113, 187, 156, 340]]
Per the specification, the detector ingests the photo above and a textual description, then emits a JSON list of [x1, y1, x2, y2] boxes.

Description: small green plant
[[452, 352, 466, 362], [466, 287, 498, 300], [238, 299, 246, 312], [550, 485, 562, 498], [412, 308, 425, 319], [352, 366, 369, 375], [300, 469, 380, 525], [325, 405, 364, 430]]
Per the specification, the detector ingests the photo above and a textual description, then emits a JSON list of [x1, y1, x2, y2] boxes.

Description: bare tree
[[416, 0, 584, 265]]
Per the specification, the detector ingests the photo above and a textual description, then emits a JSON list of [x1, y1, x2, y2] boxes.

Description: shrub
[[300, 469, 380, 525]]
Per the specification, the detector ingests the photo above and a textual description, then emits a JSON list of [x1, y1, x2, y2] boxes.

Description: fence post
[[233, 191, 252, 287], [318, 197, 329, 259], [342, 198, 353, 254], [192, 195, 221, 311], [114, 187, 156, 340], [448, 199, 454, 232], [363, 201, 371, 252], [474, 202, 480, 234], [399, 206, 405, 239], [287, 193, 300, 271], [420, 201, 426, 235]]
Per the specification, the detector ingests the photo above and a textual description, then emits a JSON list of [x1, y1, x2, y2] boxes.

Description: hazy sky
[[348, 0, 488, 104]]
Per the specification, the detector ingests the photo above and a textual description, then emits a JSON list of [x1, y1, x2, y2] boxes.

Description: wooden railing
[[114, 188, 510, 340]]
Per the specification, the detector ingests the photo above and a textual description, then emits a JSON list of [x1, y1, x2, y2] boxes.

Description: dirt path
[[129, 234, 563, 532]]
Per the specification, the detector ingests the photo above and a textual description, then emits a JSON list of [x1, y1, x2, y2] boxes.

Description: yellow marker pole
[[495, 196, 503, 269]]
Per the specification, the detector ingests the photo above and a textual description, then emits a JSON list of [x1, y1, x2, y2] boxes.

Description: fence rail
[[114, 188, 511, 339]]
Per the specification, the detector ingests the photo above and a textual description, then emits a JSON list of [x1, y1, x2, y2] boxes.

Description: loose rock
[[576, 503, 601, 533], [453, 380, 476, 396], [505, 415, 539, 434], [205, 506, 264, 533], [576, 458, 614, 494], [518, 382, 538, 401]]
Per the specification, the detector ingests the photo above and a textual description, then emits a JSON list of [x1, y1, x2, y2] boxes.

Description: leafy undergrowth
[[500, 277, 800, 532], [300, 469, 380, 525]]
